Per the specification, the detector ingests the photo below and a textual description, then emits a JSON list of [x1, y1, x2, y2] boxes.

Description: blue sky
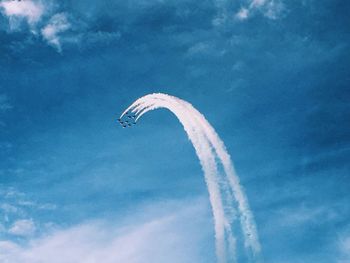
[[0, 0, 349, 262]]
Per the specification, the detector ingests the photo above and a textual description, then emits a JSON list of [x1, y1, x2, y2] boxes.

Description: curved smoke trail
[[119, 93, 261, 262]]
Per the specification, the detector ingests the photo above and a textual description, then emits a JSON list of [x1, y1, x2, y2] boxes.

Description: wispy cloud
[[0, 186, 57, 233], [235, 7, 249, 20], [0, 0, 44, 30], [235, 0, 285, 21], [0, 1, 70, 50], [0, 1, 121, 52], [8, 219, 36, 237], [41, 13, 71, 52], [186, 41, 226, 58], [0, 203, 19, 215], [0, 199, 213, 263], [274, 205, 339, 227], [337, 232, 350, 263]]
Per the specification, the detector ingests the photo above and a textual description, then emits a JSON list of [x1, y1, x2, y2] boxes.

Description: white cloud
[[340, 236, 350, 252], [0, 241, 19, 258], [0, 1, 122, 52], [0, 1, 75, 51], [0, 187, 58, 234], [186, 41, 226, 58], [0, 199, 213, 263], [235, 7, 249, 20], [274, 204, 340, 227], [8, 219, 36, 237], [83, 31, 122, 46], [187, 42, 211, 56], [337, 234, 350, 262], [264, 0, 285, 19], [250, 0, 267, 8], [235, 0, 284, 21], [0, 0, 44, 28], [41, 13, 71, 52], [0, 203, 19, 214]]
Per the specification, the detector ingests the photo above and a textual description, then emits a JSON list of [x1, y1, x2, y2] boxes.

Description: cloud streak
[[235, 0, 284, 21], [41, 13, 71, 52], [0, 199, 213, 263], [8, 219, 36, 237]]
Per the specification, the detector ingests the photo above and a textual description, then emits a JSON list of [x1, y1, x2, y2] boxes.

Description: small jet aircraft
[[117, 113, 137, 128]]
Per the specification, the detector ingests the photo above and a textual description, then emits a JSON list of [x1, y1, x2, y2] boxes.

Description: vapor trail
[[176, 98, 261, 255], [119, 93, 261, 262], [123, 96, 230, 262]]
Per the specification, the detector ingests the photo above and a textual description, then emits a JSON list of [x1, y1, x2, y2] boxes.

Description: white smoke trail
[[119, 93, 261, 262], [123, 96, 230, 262], [175, 98, 261, 255]]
